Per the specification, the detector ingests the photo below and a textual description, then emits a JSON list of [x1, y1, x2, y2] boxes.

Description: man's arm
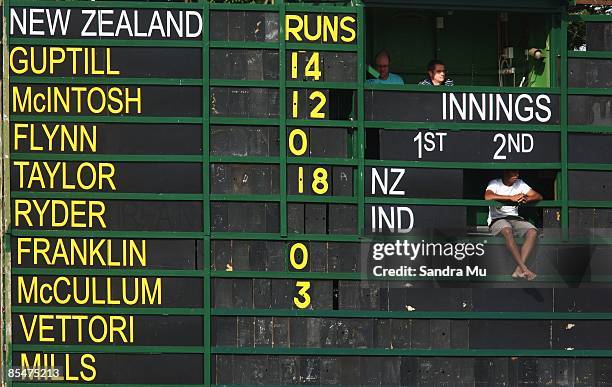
[[521, 189, 543, 203], [484, 190, 525, 203]]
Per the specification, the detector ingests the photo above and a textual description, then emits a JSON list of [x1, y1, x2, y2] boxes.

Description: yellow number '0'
[[289, 129, 308, 156], [294, 281, 311, 309], [289, 243, 309, 270]]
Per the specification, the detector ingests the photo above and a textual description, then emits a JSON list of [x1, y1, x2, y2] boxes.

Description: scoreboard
[[4, 0, 612, 385]]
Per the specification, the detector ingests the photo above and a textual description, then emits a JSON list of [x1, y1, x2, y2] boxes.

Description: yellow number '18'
[[297, 166, 329, 194]]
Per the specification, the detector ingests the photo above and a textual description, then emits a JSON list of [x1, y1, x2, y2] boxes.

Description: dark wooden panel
[[366, 167, 463, 198], [9, 8, 203, 40], [210, 125, 279, 157], [568, 95, 612, 126], [12, 199, 203, 231], [365, 204, 466, 235], [569, 133, 612, 163], [14, 352, 204, 383], [11, 84, 202, 117], [211, 202, 279, 233], [365, 91, 559, 124], [12, 275, 203, 307], [569, 58, 612, 88], [210, 49, 278, 80], [378, 129, 560, 162], [10, 122, 203, 155], [11, 237, 202, 269], [10, 46, 202, 78], [11, 161, 202, 193], [210, 87, 279, 118], [210, 163, 279, 195], [210, 11, 279, 42], [569, 171, 612, 200], [13, 314, 203, 346]]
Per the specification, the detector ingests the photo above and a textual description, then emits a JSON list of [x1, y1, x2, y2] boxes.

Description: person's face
[[428, 64, 446, 85], [503, 170, 520, 184], [375, 55, 390, 80]]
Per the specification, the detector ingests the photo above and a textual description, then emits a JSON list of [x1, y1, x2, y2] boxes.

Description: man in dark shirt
[[418, 59, 454, 86]]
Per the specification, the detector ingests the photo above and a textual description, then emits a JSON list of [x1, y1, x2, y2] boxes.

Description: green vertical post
[[279, 0, 287, 237], [202, 0, 211, 385], [560, 14, 569, 241], [550, 15, 558, 89], [356, 2, 365, 236]]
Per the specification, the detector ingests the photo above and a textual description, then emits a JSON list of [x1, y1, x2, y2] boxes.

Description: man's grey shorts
[[489, 218, 537, 237]]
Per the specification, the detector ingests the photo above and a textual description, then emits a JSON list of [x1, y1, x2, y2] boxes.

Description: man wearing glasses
[[418, 59, 454, 86], [367, 50, 404, 85]]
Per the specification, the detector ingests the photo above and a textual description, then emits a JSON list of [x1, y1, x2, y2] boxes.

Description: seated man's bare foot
[[523, 269, 537, 281], [511, 269, 525, 279]]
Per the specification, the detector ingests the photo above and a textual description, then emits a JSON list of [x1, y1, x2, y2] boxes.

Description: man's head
[[427, 59, 447, 85], [375, 51, 391, 80], [502, 170, 520, 185]]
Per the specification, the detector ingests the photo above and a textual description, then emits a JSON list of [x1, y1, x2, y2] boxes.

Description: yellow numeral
[[290, 51, 321, 80], [294, 281, 311, 309], [289, 243, 309, 270], [298, 166, 304, 193], [298, 167, 328, 194], [305, 52, 321, 80], [309, 91, 326, 119], [291, 51, 298, 79], [312, 167, 328, 194], [289, 128, 308, 156], [292, 90, 299, 118]]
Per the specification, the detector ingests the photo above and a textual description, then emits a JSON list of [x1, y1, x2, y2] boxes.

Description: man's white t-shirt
[[486, 178, 532, 225]]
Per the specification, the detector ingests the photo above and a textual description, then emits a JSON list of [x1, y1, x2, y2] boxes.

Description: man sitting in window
[[484, 170, 543, 281], [418, 59, 454, 86], [367, 50, 404, 85]]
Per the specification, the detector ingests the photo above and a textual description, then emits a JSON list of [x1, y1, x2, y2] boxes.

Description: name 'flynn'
[[442, 93, 552, 122], [10, 8, 203, 38]]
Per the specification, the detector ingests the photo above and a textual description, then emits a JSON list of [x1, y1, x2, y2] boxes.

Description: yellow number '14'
[[290, 52, 321, 80]]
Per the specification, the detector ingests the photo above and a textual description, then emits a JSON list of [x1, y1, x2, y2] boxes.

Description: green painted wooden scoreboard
[[3, 0, 612, 385]]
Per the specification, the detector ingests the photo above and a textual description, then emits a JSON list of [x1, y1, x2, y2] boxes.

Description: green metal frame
[[3, 0, 612, 385]]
